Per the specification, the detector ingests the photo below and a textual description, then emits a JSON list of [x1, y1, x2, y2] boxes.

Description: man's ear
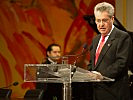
[[47, 51, 50, 56], [112, 16, 114, 23]]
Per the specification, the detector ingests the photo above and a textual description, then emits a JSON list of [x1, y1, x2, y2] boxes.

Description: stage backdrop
[[0, 0, 115, 98]]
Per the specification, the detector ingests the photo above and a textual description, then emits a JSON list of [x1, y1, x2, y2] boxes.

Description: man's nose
[[100, 21, 105, 25], [56, 52, 61, 56]]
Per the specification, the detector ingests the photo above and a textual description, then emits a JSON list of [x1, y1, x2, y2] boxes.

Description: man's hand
[[88, 71, 104, 80]]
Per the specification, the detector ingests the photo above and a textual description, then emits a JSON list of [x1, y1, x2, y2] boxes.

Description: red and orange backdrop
[[0, 0, 115, 98]]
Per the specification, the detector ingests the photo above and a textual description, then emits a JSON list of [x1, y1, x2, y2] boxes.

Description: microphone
[[63, 43, 89, 57], [0, 81, 19, 89], [81, 43, 88, 54], [73, 43, 89, 65], [12, 81, 19, 86], [58, 43, 89, 76]]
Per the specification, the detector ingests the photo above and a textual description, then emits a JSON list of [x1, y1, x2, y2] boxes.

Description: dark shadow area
[[0, 89, 12, 99]]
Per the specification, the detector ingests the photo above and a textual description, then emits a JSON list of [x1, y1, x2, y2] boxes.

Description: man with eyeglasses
[[36, 43, 62, 100], [89, 2, 132, 100]]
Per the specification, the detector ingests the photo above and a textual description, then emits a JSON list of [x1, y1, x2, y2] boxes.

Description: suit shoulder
[[41, 58, 48, 64], [114, 27, 130, 37]]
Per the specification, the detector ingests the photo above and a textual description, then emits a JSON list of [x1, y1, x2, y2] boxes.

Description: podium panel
[[24, 64, 73, 83], [72, 67, 115, 82]]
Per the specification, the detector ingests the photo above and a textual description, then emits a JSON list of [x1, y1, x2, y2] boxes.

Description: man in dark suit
[[89, 2, 133, 100], [36, 43, 62, 100]]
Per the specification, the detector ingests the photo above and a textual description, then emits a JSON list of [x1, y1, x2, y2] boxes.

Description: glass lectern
[[24, 64, 114, 100]]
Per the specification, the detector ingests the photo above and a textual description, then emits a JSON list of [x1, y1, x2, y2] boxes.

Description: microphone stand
[[0, 82, 19, 89]]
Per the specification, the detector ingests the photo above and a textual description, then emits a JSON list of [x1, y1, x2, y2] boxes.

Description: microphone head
[[83, 43, 88, 49], [13, 82, 19, 86], [81, 43, 89, 54]]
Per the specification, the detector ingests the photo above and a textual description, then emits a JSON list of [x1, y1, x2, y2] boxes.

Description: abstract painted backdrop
[[0, 0, 115, 98]]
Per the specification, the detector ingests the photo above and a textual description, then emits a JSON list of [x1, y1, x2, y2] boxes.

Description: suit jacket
[[42, 58, 52, 64], [89, 27, 132, 100]]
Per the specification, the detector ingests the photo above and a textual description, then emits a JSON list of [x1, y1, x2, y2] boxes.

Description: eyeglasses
[[95, 18, 110, 24]]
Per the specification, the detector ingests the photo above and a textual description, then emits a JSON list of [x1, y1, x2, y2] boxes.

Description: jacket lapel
[[93, 28, 116, 70], [91, 35, 100, 68]]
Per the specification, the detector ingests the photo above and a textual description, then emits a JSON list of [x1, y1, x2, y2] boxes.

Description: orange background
[[0, 0, 115, 98]]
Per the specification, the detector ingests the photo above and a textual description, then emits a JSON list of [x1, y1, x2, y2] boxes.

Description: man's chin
[[53, 58, 60, 61], [99, 31, 107, 35]]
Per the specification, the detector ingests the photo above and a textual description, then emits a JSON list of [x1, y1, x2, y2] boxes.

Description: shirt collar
[[48, 58, 57, 64], [107, 24, 114, 36]]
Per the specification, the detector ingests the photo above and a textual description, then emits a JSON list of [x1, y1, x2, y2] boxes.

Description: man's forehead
[[51, 46, 60, 51], [95, 11, 109, 18]]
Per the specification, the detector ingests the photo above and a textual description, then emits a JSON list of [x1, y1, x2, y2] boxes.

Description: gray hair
[[94, 2, 114, 18]]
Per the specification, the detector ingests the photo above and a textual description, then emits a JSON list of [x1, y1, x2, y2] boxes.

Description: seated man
[[36, 43, 63, 100]]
